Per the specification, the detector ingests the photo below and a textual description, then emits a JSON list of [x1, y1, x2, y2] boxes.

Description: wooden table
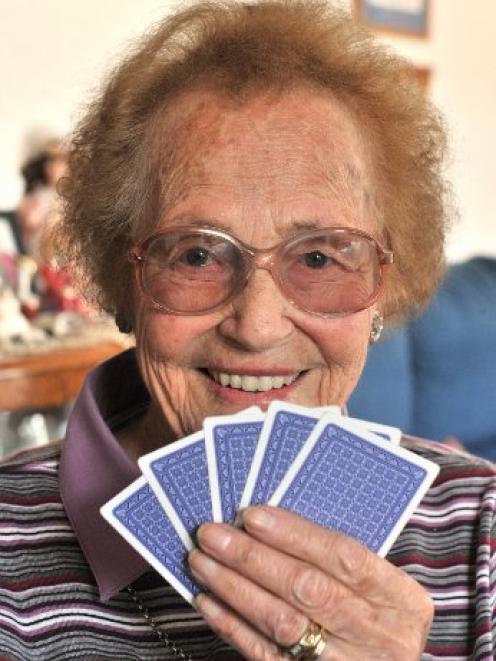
[[0, 341, 125, 412]]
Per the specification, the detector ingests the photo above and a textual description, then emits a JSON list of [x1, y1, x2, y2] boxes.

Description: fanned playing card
[[100, 476, 199, 604], [239, 401, 340, 509], [204, 410, 266, 524], [269, 413, 439, 557]]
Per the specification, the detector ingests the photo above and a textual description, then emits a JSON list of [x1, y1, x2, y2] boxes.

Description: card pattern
[[112, 482, 199, 597], [276, 424, 427, 553], [149, 439, 212, 533], [214, 421, 264, 523], [251, 411, 318, 505]]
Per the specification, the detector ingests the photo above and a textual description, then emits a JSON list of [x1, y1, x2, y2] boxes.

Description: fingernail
[[243, 506, 276, 530], [197, 523, 232, 552], [195, 593, 223, 618], [188, 549, 218, 578]]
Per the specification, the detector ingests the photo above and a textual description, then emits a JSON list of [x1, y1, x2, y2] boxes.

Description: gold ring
[[282, 621, 329, 660]]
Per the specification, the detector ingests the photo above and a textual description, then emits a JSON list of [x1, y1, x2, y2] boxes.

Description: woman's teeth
[[208, 371, 299, 392]]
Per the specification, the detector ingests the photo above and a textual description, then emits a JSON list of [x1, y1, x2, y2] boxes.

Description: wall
[[349, 0, 496, 262], [1, 0, 175, 205], [2, 0, 496, 262]]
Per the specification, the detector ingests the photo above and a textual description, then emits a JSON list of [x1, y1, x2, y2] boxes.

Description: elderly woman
[[1, 1, 495, 660]]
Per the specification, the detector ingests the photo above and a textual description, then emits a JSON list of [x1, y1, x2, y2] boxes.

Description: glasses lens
[[142, 231, 245, 313], [280, 231, 381, 314]]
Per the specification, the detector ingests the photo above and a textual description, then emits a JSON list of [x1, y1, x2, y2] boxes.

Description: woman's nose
[[217, 268, 295, 352]]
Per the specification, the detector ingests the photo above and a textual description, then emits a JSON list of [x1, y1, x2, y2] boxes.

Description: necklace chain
[[127, 586, 193, 660]]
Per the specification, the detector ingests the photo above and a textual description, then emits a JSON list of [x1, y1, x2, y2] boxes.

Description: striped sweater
[[1, 439, 495, 660]]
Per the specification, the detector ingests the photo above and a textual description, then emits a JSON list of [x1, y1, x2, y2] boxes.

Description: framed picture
[[354, 0, 429, 38]]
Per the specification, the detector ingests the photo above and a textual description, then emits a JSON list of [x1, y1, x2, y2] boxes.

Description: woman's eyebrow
[[288, 220, 321, 232], [160, 217, 221, 230]]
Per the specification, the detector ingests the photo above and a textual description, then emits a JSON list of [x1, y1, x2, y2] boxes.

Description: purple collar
[[59, 349, 151, 601]]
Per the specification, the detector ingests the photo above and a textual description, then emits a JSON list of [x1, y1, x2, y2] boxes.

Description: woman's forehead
[[160, 86, 370, 168], [148, 87, 377, 234]]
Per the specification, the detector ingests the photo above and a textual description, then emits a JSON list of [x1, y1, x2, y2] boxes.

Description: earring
[[369, 311, 383, 344], [115, 311, 133, 334]]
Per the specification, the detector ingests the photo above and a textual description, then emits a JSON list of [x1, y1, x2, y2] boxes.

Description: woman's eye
[[303, 251, 331, 269], [181, 247, 211, 267]]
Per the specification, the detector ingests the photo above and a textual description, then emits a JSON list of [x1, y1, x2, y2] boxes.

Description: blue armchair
[[348, 258, 496, 461]]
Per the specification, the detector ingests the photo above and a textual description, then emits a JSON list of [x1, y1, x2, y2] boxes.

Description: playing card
[[239, 401, 341, 510], [100, 476, 200, 604], [269, 413, 439, 557], [204, 410, 266, 524], [139, 431, 210, 547]]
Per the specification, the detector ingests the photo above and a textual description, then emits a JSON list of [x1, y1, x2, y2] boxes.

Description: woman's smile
[[208, 369, 300, 391], [202, 367, 305, 405]]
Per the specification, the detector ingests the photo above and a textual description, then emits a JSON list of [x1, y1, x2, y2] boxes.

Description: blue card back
[[211, 420, 264, 523], [146, 435, 212, 537], [250, 410, 318, 505], [107, 479, 200, 602], [271, 421, 434, 555]]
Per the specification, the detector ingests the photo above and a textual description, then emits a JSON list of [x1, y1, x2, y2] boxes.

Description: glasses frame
[[128, 224, 394, 317]]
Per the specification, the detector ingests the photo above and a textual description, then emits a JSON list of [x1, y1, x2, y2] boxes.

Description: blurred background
[[0, 0, 495, 459]]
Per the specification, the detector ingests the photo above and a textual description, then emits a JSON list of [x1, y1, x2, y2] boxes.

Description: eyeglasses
[[129, 225, 393, 316]]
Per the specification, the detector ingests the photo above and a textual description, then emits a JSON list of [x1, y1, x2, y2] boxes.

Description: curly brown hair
[[59, 0, 451, 324]]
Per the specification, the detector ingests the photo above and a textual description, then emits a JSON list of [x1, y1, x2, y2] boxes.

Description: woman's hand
[[189, 506, 433, 660]]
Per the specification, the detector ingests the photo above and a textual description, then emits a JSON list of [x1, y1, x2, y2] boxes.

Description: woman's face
[[133, 87, 381, 440]]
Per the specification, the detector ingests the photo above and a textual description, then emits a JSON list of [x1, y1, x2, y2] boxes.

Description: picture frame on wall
[[354, 0, 429, 38]]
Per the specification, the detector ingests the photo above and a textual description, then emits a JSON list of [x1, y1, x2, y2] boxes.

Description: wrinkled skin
[[124, 87, 434, 659]]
